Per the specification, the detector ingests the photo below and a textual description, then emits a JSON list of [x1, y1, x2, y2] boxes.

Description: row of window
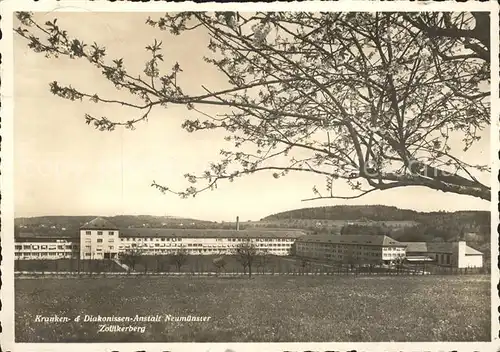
[[298, 243, 404, 251], [119, 237, 295, 243], [85, 231, 116, 236], [300, 249, 382, 258], [83, 245, 115, 250], [15, 244, 74, 250], [15, 252, 72, 257]]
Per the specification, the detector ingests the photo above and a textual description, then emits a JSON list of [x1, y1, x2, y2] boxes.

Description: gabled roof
[[296, 234, 403, 247], [119, 228, 307, 239], [80, 217, 118, 230]]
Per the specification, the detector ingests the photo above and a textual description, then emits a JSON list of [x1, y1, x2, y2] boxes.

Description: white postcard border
[[1, 1, 498, 351]]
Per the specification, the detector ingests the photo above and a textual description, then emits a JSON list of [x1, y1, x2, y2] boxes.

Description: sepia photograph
[[2, 1, 498, 350]]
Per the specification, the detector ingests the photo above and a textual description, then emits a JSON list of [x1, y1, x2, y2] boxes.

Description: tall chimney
[[236, 216, 240, 231]]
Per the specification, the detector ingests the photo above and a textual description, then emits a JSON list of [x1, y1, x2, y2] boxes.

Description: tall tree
[[119, 248, 143, 272], [212, 255, 227, 274], [15, 11, 491, 201]]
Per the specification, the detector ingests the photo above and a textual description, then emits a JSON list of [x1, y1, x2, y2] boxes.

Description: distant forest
[[263, 205, 490, 224], [263, 205, 490, 249], [14, 215, 224, 237]]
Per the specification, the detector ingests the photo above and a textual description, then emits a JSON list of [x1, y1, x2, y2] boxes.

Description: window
[[86, 231, 91, 235], [109, 246, 114, 250], [108, 231, 114, 236], [97, 239, 103, 243], [109, 239, 114, 243], [97, 231, 103, 235]]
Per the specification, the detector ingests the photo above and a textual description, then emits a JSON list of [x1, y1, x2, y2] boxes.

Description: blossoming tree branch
[[15, 11, 491, 201]]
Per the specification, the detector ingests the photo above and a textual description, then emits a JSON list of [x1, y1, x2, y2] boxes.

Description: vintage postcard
[[1, 1, 499, 351]]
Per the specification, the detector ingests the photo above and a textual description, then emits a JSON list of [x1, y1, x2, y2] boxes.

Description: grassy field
[[15, 275, 490, 342]]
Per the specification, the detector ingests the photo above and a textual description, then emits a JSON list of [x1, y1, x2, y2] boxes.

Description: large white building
[[294, 234, 484, 268], [13, 218, 484, 269], [117, 227, 304, 256], [80, 218, 121, 259], [14, 218, 305, 260], [294, 234, 407, 264]]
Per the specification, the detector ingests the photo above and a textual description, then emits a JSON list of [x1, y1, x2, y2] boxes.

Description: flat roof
[[14, 236, 78, 243]]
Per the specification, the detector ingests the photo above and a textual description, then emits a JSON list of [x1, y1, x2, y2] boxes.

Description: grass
[[15, 275, 490, 342]]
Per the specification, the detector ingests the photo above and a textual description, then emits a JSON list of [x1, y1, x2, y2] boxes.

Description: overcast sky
[[13, 12, 491, 221]]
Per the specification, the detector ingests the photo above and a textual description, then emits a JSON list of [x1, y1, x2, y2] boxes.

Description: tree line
[[119, 241, 273, 278]]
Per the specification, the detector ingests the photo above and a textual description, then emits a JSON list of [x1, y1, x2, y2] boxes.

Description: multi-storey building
[[14, 218, 305, 260], [14, 235, 79, 260], [14, 218, 484, 269], [294, 234, 406, 264], [118, 228, 304, 256], [79, 218, 120, 260]]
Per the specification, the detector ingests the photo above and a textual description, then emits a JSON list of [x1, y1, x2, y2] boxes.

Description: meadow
[[15, 275, 490, 342]]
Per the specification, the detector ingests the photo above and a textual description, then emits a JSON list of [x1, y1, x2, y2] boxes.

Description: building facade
[[14, 218, 483, 269], [294, 234, 407, 264], [15, 218, 305, 259], [14, 236, 79, 260], [79, 218, 120, 260], [117, 228, 303, 256]]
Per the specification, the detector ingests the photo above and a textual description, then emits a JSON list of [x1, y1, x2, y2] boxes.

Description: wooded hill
[[261, 205, 490, 244], [262, 205, 489, 225]]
